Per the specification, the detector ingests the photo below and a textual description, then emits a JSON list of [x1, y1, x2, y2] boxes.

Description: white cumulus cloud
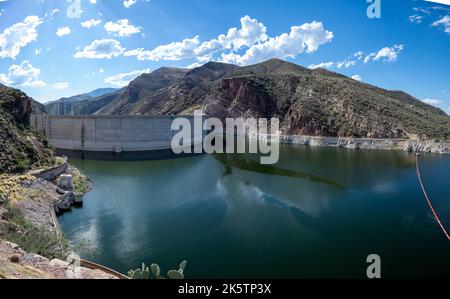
[[432, 15, 450, 34], [125, 17, 333, 65], [104, 68, 150, 87], [125, 36, 200, 61], [56, 27, 71, 37], [123, 0, 137, 8], [0, 16, 43, 59], [104, 19, 140, 37], [221, 21, 333, 65], [74, 39, 125, 59], [81, 19, 102, 29], [351, 75, 362, 81], [0, 60, 46, 88], [364, 45, 404, 64], [422, 98, 443, 106]]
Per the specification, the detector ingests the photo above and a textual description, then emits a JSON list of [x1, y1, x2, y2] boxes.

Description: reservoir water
[[58, 144, 450, 278]]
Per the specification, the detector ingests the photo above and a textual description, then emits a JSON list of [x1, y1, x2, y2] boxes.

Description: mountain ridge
[[44, 88, 119, 115], [40, 59, 450, 139]]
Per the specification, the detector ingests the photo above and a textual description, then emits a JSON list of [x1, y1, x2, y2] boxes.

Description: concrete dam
[[30, 114, 197, 160]]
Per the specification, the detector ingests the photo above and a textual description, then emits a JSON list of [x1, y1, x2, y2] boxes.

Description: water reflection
[[214, 153, 346, 190]]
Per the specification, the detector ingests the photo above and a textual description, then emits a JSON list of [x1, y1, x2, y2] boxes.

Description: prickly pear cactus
[[167, 269, 184, 279], [128, 260, 187, 279], [128, 263, 150, 279], [151, 263, 161, 278], [179, 260, 187, 273]]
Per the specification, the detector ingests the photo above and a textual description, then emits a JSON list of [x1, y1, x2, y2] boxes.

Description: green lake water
[[58, 144, 450, 278]]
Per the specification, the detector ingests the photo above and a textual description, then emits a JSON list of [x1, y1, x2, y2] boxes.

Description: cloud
[[364, 45, 404, 64], [104, 68, 150, 87], [309, 46, 404, 71], [123, 0, 137, 8], [422, 98, 443, 106], [56, 27, 71, 37], [432, 15, 450, 34], [351, 74, 362, 81], [425, 0, 450, 5], [308, 61, 335, 69], [220, 21, 333, 65], [409, 14, 424, 24], [124, 36, 200, 61], [308, 51, 363, 70], [81, 19, 102, 29], [353, 51, 364, 60], [104, 19, 141, 37], [52, 82, 69, 90], [308, 59, 356, 70], [185, 62, 204, 69], [196, 15, 268, 57], [0, 16, 43, 59], [125, 16, 333, 65], [0, 60, 46, 88], [74, 39, 125, 59]]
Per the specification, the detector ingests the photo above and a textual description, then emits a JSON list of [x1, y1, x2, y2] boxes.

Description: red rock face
[[205, 77, 274, 120]]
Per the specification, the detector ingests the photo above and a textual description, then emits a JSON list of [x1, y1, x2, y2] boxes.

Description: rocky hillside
[[97, 67, 190, 115], [0, 85, 53, 173], [61, 59, 450, 139]]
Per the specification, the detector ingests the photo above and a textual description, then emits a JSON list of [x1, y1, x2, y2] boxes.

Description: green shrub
[[0, 200, 69, 260]]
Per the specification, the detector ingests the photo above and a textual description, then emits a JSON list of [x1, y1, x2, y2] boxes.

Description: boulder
[[57, 174, 74, 191], [0, 207, 10, 221]]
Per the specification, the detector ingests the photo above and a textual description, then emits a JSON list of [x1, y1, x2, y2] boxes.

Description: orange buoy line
[[415, 153, 450, 241]]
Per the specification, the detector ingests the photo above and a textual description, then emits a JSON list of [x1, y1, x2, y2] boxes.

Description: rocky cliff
[[0, 85, 53, 173]]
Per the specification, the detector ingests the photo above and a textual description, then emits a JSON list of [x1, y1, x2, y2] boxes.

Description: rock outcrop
[[271, 135, 450, 154]]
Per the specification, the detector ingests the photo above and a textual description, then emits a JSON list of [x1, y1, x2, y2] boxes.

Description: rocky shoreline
[[0, 162, 118, 279], [0, 240, 117, 279], [254, 134, 450, 154]]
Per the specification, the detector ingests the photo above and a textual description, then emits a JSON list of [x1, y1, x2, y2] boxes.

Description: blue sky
[[0, 0, 449, 113]]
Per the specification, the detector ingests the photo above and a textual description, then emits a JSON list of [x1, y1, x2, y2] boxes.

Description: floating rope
[[415, 153, 450, 241]]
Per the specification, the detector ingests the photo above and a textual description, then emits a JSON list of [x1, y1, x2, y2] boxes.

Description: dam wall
[[30, 115, 199, 157]]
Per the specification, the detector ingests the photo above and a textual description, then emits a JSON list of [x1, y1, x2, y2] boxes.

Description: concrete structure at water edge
[[30, 114, 199, 160]]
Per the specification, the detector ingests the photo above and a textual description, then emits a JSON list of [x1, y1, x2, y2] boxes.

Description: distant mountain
[[54, 59, 450, 139], [44, 88, 118, 115], [85, 88, 119, 98]]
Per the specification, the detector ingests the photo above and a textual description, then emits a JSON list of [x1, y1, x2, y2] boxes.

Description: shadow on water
[[214, 153, 346, 190], [260, 193, 318, 231]]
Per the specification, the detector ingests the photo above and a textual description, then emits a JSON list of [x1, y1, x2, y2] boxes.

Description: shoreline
[[253, 134, 450, 154], [0, 162, 120, 279]]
